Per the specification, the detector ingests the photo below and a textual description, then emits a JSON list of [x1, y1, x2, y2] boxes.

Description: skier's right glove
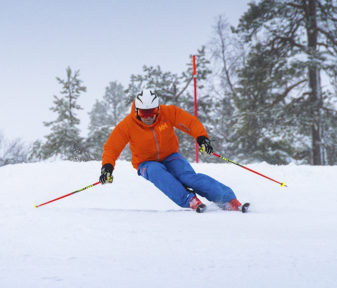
[[99, 163, 114, 184], [197, 136, 214, 154]]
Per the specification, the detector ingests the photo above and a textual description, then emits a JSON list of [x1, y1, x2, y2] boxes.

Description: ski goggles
[[137, 107, 159, 119]]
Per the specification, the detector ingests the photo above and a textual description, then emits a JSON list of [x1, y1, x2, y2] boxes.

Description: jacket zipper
[[151, 126, 160, 161]]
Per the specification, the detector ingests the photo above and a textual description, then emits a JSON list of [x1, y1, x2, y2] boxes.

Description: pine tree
[[126, 65, 181, 105], [208, 16, 247, 162], [87, 81, 129, 160], [323, 69, 337, 164], [233, 0, 337, 165], [87, 100, 113, 160], [179, 47, 212, 161], [232, 43, 299, 164], [40, 67, 87, 160]]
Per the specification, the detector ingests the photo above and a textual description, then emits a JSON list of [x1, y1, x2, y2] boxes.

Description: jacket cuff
[[101, 163, 114, 173], [197, 136, 209, 146]]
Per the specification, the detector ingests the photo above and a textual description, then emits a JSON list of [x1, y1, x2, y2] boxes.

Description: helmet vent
[[135, 89, 159, 109], [136, 92, 143, 103]]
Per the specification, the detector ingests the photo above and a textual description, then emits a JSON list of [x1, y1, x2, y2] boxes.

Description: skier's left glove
[[197, 136, 213, 154], [99, 163, 114, 184]]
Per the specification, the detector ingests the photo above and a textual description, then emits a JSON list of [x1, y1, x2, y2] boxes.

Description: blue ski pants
[[138, 153, 236, 208]]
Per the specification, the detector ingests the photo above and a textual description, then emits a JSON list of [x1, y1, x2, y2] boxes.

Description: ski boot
[[224, 199, 250, 213], [189, 196, 207, 213]]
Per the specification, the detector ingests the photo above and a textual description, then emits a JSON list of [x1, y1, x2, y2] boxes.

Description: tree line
[[1, 0, 336, 166]]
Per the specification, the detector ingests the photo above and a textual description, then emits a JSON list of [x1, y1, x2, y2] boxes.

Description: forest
[[1, 0, 336, 166]]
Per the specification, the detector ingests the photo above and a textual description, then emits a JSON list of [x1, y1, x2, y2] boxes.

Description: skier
[[99, 89, 247, 213]]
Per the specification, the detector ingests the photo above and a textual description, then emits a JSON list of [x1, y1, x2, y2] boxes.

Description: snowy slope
[[0, 160, 336, 288]]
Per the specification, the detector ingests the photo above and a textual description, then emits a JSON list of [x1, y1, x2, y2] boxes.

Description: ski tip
[[34, 205, 38, 208], [241, 202, 250, 213], [196, 204, 207, 213]]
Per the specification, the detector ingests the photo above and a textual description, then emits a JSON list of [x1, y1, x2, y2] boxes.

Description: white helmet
[[135, 89, 159, 109]]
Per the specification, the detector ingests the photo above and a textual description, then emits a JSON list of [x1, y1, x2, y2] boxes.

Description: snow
[[0, 160, 336, 288]]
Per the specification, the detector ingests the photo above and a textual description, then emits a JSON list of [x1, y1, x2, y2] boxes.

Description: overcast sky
[[0, 0, 252, 142]]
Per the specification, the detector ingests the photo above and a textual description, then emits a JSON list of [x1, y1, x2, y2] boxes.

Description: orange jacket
[[102, 101, 209, 170]]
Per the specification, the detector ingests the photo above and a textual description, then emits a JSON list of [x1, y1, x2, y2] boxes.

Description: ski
[[194, 202, 250, 213]]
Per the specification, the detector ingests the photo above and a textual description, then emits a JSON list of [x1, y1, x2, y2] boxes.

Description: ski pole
[[34, 181, 101, 208], [212, 152, 287, 187]]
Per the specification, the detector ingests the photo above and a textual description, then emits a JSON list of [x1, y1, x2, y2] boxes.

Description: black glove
[[99, 163, 114, 184], [197, 136, 213, 154]]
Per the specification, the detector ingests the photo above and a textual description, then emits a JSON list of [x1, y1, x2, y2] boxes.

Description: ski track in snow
[[0, 160, 336, 288]]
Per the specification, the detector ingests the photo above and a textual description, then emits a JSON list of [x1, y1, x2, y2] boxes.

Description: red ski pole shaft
[[34, 181, 100, 208], [212, 153, 287, 187]]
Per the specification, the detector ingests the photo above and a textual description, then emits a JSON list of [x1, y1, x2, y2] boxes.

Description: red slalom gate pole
[[34, 181, 100, 208], [212, 152, 287, 187], [193, 55, 198, 163]]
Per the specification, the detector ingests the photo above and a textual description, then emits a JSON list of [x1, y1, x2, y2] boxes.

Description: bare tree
[[0, 133, 29, 166]]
